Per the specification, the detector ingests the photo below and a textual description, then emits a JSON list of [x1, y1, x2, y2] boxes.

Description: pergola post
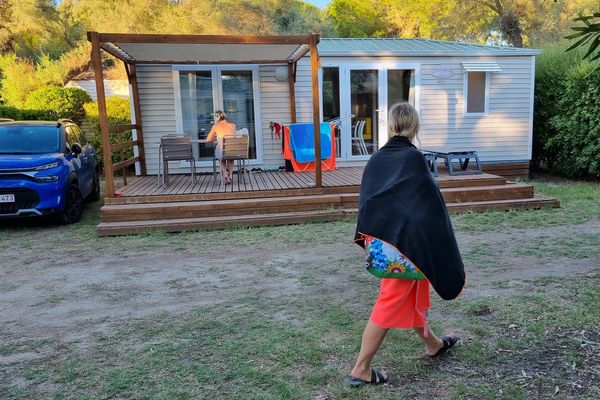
[[288, 63, 297, 123], [309, 33, 322, 188], [126, 64, 148, 175], [90, 31, 115, 198]]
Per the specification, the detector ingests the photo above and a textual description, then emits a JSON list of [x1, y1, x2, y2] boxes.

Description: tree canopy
[[0, 0, 598, 107], [327, 0, 599, 46]]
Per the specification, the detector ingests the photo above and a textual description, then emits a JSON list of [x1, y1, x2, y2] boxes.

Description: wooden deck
[[98, 167, 560, 235], [110, 167, 516, 204], [117, 167, 365, 197]]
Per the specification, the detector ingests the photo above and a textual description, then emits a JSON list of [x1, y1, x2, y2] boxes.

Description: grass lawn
[[1, 178, 599, 399]]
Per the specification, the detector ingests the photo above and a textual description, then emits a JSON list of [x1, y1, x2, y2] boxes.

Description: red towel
[[273, 123, 282, 139]]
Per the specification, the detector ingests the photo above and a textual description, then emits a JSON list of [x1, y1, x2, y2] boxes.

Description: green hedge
[[0, 105, 59, 121], [534, 46, 600, 178], [83, 97, 132, 165], [24, 85, 91, 125]]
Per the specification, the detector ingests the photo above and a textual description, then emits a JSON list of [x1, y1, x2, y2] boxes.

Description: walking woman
[[348, 103, 466, 386]]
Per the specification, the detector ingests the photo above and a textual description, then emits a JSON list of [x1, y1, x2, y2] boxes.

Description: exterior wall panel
[[134, 53, 535, 176]]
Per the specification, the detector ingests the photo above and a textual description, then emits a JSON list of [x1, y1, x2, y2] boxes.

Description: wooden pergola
[[87, 32, 323, 198]]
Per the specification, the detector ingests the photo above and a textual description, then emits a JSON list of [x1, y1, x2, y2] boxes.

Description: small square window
[[466, 71, 487, 114]]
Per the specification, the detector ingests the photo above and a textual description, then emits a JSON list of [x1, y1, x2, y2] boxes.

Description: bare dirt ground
[[1, 191, 599, 398], [1, 216, 599, 355]]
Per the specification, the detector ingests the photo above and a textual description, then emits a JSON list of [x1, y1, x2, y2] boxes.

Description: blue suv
[[0, 120, 100, 223]]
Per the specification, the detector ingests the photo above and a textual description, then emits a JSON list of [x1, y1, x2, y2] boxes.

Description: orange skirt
[[370, 278, 430, 330]]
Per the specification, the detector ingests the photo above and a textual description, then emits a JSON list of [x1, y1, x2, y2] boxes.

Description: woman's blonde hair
[[214, 110, 227, 122], [388, 102, 420, 141]]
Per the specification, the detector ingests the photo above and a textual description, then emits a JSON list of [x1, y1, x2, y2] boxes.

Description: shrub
[[545, 63, 600, 178], [83, 97, 132, 165], [0, 105, 58, 121], [534, 45, 600, 178], [0, 54, 39, 107], [24, 85, 91, 125]]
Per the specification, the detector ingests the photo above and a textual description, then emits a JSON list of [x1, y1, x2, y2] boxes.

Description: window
[[466, 71, 487, 114], [65, 125, 84, 145], [0, 125, 59, 154], [322, 67, 340, 122], [387, 69, 415, 107]]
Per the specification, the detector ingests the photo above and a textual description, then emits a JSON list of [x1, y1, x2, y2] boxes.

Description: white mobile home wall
[[133, 55, 535, 175]]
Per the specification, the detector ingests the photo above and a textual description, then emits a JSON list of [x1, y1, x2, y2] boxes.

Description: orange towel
[[370, 278, 430, 331]]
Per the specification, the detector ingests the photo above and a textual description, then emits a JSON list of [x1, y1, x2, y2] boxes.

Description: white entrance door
[[321, 63, 420, 161]]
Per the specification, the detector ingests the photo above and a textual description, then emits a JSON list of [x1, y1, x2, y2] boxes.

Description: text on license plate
[[0, 194, 15, 203]]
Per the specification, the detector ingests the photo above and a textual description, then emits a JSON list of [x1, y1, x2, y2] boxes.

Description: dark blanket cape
[[354, 136, 466, 300]]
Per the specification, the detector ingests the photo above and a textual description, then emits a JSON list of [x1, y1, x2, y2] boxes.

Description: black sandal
[[347, 368, 388, 387], [429, 335, 459, 358]]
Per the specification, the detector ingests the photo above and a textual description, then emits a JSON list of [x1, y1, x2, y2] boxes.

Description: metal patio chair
[[157, 135, 196, 187], [351, 120, 368, 156]]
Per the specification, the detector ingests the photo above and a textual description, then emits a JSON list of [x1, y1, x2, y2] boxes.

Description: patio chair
[[157, 135, 196, 187], [214, 134, 250, 185], [211, 128, 250, 176], [351, 120, 368, 156]]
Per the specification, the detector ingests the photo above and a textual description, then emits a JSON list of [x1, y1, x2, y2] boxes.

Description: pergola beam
[[132, 59, 291, 65], [88, 32, 312, 45]]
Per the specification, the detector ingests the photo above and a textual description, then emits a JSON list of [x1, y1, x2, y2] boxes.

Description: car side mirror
[[71, 143, 82, 155]]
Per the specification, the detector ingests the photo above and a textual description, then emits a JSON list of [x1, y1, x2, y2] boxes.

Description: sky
[[304, 0, 329, 9]]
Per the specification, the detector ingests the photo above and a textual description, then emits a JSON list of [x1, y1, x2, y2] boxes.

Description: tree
[[1, 0, 84, 60], [445, 0, 599, 47], [565, 7, 600, 63], [327, 0, 388, 37]]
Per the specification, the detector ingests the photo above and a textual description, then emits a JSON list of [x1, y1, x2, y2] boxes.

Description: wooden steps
[[97, 176, 560, 236], [100, 193, 358, 222], [445, 195, 560, 213], [98, 209, 349, 236], [441, 183, 533, 203]]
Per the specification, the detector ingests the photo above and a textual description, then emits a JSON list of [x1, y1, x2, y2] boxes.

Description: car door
[[65, 124, 90, 193], [74, 125, 95, 194]]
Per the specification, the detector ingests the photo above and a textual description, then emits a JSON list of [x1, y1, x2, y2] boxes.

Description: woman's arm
[[206, 125, 217, 142]]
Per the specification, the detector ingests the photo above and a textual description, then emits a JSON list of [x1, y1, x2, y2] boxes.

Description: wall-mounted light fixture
[[274, 66, 289, 82]]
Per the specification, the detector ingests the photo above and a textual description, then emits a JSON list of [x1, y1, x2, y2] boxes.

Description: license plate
[[0, 194, 15, 203]]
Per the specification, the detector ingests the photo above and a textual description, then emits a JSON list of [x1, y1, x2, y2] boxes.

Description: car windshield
[[0, 125, 60, 154]]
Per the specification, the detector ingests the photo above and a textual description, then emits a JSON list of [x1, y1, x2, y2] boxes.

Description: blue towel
[[288, 123, 332, 163]]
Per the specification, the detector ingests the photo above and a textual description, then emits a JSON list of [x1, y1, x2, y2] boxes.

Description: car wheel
[[86, 171, 101, 201], [60, 184, 84, 224]]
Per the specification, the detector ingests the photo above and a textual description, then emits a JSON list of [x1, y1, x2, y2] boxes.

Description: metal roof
[[318, 38, 540, 57]]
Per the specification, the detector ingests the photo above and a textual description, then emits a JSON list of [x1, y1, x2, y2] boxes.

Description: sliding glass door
[[350, 69, 379, 157], [322, 63, 419, 161], [175, 66, 261, 164], [179, 71, 214, 161]]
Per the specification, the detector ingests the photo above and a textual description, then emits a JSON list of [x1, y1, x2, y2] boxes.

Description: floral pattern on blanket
[[364, 235, 425, 279]]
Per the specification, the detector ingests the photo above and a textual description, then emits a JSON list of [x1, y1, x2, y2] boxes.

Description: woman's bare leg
[[413, 326, 443, 356], [350, 320, 389, 381], [220, 160, 230, 183], [227, 160, 235, 181]]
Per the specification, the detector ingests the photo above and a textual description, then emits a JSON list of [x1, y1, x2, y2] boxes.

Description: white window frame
[[318, 61, 421, 161], [463, 70, 490, 117], [172, 64, 263, 166]]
